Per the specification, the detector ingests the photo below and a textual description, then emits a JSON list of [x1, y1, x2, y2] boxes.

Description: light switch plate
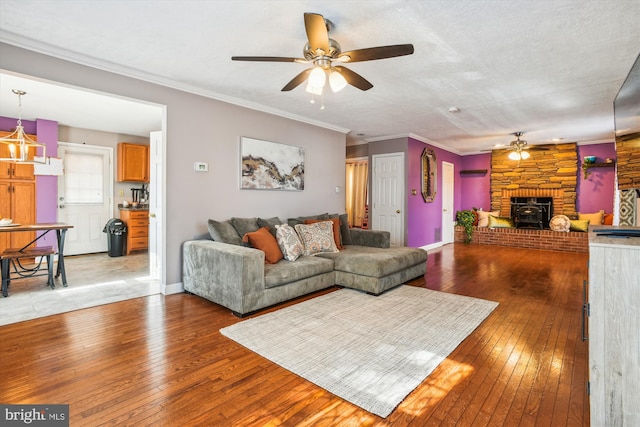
[[194, 162, 208, 172]]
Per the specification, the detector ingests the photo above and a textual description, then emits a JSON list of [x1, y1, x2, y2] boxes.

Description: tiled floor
[[0, 252, 161, 326]]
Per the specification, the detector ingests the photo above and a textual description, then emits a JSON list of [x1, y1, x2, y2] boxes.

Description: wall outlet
[[119, 189, 124, 196]]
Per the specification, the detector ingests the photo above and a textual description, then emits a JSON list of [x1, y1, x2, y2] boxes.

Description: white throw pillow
[[275, 224, 304, 261], [294, 221, 339, 256]]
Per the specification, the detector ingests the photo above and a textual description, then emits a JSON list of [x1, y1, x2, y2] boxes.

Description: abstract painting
[[240, 137, 304, 191]]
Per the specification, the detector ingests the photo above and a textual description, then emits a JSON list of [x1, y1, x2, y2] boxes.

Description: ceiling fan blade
[[334, 66, 373, 91], [281, 68, 313, 91], [232, 56, 302, 62], [338, 44, 414, 63], [304, 13, 330, 54]]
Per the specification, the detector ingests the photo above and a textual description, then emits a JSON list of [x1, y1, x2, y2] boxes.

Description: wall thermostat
[[194, 162, 208, 172]]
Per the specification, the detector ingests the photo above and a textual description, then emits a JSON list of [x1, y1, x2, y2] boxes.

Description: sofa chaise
[[182, 214, 427, 316]]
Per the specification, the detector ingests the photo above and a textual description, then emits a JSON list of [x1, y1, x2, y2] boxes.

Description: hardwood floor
[[0, 244, 589, 426]]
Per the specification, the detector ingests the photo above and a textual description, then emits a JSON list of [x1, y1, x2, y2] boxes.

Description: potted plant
[[456, 210, 476, 243]]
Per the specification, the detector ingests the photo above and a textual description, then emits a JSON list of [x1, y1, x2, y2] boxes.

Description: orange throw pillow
[[603, 213, 614, 225], [242, 227, 283, 264], [304, 218, 343, 249]]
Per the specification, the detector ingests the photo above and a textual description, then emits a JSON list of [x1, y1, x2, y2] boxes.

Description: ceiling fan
[[493, 131, 549, 160], [231, 13, 414, 93]]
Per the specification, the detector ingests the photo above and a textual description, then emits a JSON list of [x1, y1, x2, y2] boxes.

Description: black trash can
[[103, 218, 127, 257]]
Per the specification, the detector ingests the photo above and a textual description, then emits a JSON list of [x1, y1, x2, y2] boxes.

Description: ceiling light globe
[[329, 69, 347, 92], [508, 151, 521, 161], [305, 80, 323, 95], [520, 151, 530, 160], [308, 67, 326, 88]]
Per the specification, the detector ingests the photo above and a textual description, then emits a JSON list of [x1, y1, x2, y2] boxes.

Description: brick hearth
[[454, 226, 588, 253]]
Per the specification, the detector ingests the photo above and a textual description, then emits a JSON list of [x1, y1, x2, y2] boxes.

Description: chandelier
[[0, 89, 47, 164]]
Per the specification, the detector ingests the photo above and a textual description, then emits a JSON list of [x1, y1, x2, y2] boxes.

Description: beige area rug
[[220, 286, 498, 418]]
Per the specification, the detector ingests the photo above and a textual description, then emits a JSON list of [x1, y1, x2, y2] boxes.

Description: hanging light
[[329, 68, 347, 92], [0, 90, 47, 164], [520, 150, 530, 160]]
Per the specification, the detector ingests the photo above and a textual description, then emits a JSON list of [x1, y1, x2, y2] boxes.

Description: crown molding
[[0, 35, 351, 135]]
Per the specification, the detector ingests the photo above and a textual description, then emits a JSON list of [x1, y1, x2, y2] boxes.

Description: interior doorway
[[57, 143, 113, 255], [371, 152, 405, 246], [442, 161, 455, 244]]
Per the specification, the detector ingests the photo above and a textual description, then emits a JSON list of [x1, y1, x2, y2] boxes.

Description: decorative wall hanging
[[421, 148, 436, 202], [240, 137, 304, 191]]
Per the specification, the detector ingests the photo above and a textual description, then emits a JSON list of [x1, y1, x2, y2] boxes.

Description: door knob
[[396, 209, 401, 214], [149, 213, 156, 218], [59, 205, 65, 209]]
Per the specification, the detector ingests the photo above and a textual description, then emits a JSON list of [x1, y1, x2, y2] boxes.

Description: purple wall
[[460, 153, 492, 211], [577, 143, 616, 214], [1, 116, 59, 247], [407, 137, 463, 247]]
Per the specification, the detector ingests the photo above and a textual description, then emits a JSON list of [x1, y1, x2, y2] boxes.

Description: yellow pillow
[[488, 215, 514, 228], [578, 210, 604, 225], [477, 210, 500, 227], [570, 219, 590, 232]]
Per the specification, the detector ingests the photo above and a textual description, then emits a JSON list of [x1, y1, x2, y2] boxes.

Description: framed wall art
[[240, 137, 305, 191]]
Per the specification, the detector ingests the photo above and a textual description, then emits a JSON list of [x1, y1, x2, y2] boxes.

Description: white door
[[442, 161, 455, 244], [371, 153, 405, 246], [148, 131, 163, 282], [57, 143, 113, 255]]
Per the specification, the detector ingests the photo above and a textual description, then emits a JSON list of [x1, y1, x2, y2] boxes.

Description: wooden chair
[[1, 246, 55, 297]]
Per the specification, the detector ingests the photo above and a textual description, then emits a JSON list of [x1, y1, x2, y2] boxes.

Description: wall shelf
[[460, 169, 488, 175], [584, 161, 615, 169], [582, 161, 615, 179]]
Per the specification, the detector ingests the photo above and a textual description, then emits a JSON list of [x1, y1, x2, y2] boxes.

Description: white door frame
[[442, 161, 455, 244], [149, 131, 164, 286]]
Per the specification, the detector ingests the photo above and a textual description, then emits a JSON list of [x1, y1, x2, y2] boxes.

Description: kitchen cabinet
[[0, 131, 36, 180], [117, 142, 149, 182], [119, 209, 149, 254], [0, 180, 36, 252], [588, 229, 640, 426]]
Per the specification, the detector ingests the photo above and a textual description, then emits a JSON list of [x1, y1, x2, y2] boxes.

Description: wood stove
[[511, 197, 553, 228]]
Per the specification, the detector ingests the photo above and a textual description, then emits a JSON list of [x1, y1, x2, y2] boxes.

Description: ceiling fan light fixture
[[305, 80, 323, 95], [329, 68, 347, 92], [308, 66, 326, 88], [520, 150, 530, 160], [508, 151, 521, 161]]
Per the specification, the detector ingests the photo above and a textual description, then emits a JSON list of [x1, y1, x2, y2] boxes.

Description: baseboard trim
[[420, 241, 446, 252], [163, 282, 184, 295]]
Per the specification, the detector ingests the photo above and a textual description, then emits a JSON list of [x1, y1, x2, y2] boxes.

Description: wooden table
[[0, 223, 74, 286]]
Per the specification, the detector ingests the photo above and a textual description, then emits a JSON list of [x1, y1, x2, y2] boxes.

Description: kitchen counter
[[118, 204, 149, 211]]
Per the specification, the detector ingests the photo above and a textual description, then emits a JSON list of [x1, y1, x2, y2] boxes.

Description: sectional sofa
[[182, 214, 427, 316]]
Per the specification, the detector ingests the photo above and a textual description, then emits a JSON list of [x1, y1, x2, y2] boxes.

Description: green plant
[[456, 210, 476, 243]]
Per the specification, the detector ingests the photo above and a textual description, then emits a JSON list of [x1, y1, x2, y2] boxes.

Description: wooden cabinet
[[588, 230, 640, 426], [0, 180, 36, 252], [119, 209, 149, 254], [117, 143, 149, 182]]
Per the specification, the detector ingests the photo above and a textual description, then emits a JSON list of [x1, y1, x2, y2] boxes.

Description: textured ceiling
[[1, 0, 639, 154]]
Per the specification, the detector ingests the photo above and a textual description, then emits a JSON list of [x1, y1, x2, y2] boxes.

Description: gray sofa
[[182, 215, 427, 316]]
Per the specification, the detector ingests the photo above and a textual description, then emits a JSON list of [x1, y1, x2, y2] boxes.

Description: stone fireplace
[[490, 142, 578, 219]]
